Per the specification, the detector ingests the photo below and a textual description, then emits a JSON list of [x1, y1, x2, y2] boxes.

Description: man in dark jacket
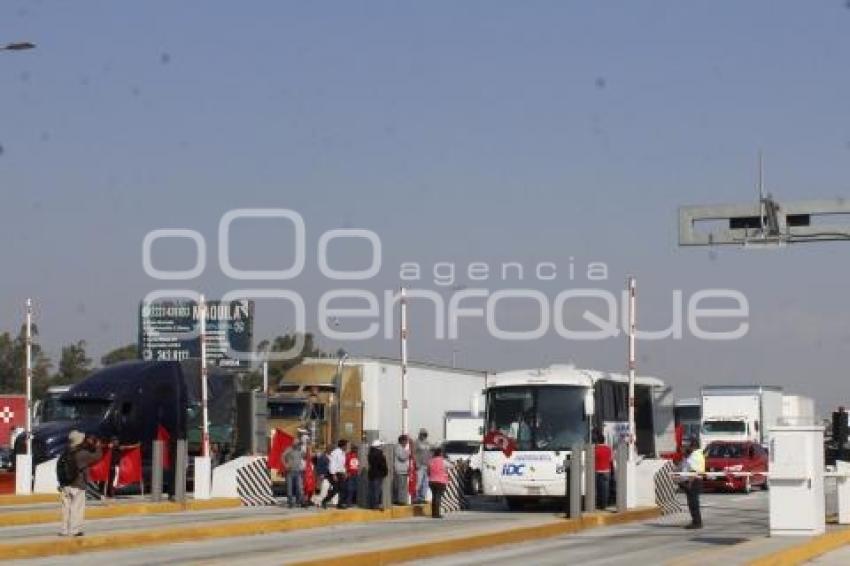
[[367, 440, 388, 509], [60, 431, 104, 537]]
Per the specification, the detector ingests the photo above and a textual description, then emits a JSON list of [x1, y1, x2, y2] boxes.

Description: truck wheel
[[761, 479, 769, 491]]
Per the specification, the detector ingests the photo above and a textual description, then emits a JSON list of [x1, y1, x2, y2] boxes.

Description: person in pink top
[[427, 447, 449, 519]]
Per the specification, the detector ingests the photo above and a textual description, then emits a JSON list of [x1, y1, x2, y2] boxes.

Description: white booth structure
[[768, 425, 825, 536]]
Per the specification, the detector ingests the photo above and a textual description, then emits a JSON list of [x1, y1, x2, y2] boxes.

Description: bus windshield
[[486, 385, 587, 451]]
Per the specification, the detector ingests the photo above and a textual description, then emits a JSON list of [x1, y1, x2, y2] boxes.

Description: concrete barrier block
[[211, 456, 275, 505], [836, 461, 850, 524], [634, 458, 667, 508], [33, 457, 59, 494], [194, 456, 212, 500], [15, 454, 33, 495]]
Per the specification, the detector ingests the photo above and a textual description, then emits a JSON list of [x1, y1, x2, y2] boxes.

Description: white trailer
[[445, 412, 484, 442], [782, 394, 816, 426], [360, 359, 488, 443], [292, 357, 489, 444], [700, 385, 783, 448]]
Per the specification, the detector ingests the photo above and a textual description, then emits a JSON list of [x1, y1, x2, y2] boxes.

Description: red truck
[[0, 395, 27, 449]]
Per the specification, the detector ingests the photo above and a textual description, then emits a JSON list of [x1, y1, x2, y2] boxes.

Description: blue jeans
[[416, 466, 430, 502], [286, 472, 303, 507], [346, 474, 359, 506], [596, 472, 610, 509], [369, 478, 383, 509]]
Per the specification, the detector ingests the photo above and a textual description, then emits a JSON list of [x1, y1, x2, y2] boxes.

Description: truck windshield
[[268, 401, 308, 419], [702, 421, 746, 434], [58, 399, 112, 421], [486, 385, 587, 451], [41, 397, 76, 422]]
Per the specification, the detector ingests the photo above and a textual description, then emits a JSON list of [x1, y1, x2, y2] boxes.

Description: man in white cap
[[58, 430, 103, 537]]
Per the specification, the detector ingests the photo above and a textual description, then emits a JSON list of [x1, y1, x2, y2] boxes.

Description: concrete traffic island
[[0, 493, 60, 506], [0, 497, 242, 527], [747, 526, 850, 566], [287, 507, 662, 566], [0, 504, 429, 560]]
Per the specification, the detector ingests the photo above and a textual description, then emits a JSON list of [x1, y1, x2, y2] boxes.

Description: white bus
[[481, 364, 674, 509]]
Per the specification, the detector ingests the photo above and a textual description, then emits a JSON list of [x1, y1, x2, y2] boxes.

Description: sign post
[[626, 277, 638, 509], [200, 294, 210, 458], [16, 299, 34, 494], [627, 276, 636, 458], [25, 298, 32, 458], [400, 287, 409, 436], [194, 294, 212, 500]]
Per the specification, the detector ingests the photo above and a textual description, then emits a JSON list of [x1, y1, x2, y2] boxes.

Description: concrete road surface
[[410, 491, 798, 566], [808, 545, 850, 565], [2, 491, 827, 565]]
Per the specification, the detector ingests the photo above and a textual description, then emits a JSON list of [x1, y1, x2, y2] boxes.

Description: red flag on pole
[[268, 428, 294, 472], [408, 452, 417, 498], [88, 447, 112, 483], [117, 445, 142, 487], [483, 430, 517, 458], [303, 446, 316, 500]]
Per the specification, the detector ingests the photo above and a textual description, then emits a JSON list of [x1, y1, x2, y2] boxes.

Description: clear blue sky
[[1, 1, 849, 411]]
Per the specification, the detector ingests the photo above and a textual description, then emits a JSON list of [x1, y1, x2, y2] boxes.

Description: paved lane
[[409, 492, 797, 566]]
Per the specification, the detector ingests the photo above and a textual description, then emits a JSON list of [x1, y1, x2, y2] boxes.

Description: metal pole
[[151, 440, 163, 502], [400, 287, 409, 436], [25, 298, 32, 457], [357, 443, 368, 508], [263, 360, 269, 394], [383, 444, 394, 511], [627, 276, 636, 459], [200, 294, 210, 458], [174, 439, 187, 503], [569, 442, 583, 519], [563, 454, 570, 517], [616, 442, 628, 512], [584, 442, 596, 513]]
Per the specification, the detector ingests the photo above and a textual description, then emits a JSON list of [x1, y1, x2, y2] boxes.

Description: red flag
[[88, 447, 112, 483], [303, 446, 316, 499], [408, 451, 417, 497], [117, 445, 142, 487], [268, 429, 294, 472], [483, 430, 517, 458], [157, 425, 172, 470]]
